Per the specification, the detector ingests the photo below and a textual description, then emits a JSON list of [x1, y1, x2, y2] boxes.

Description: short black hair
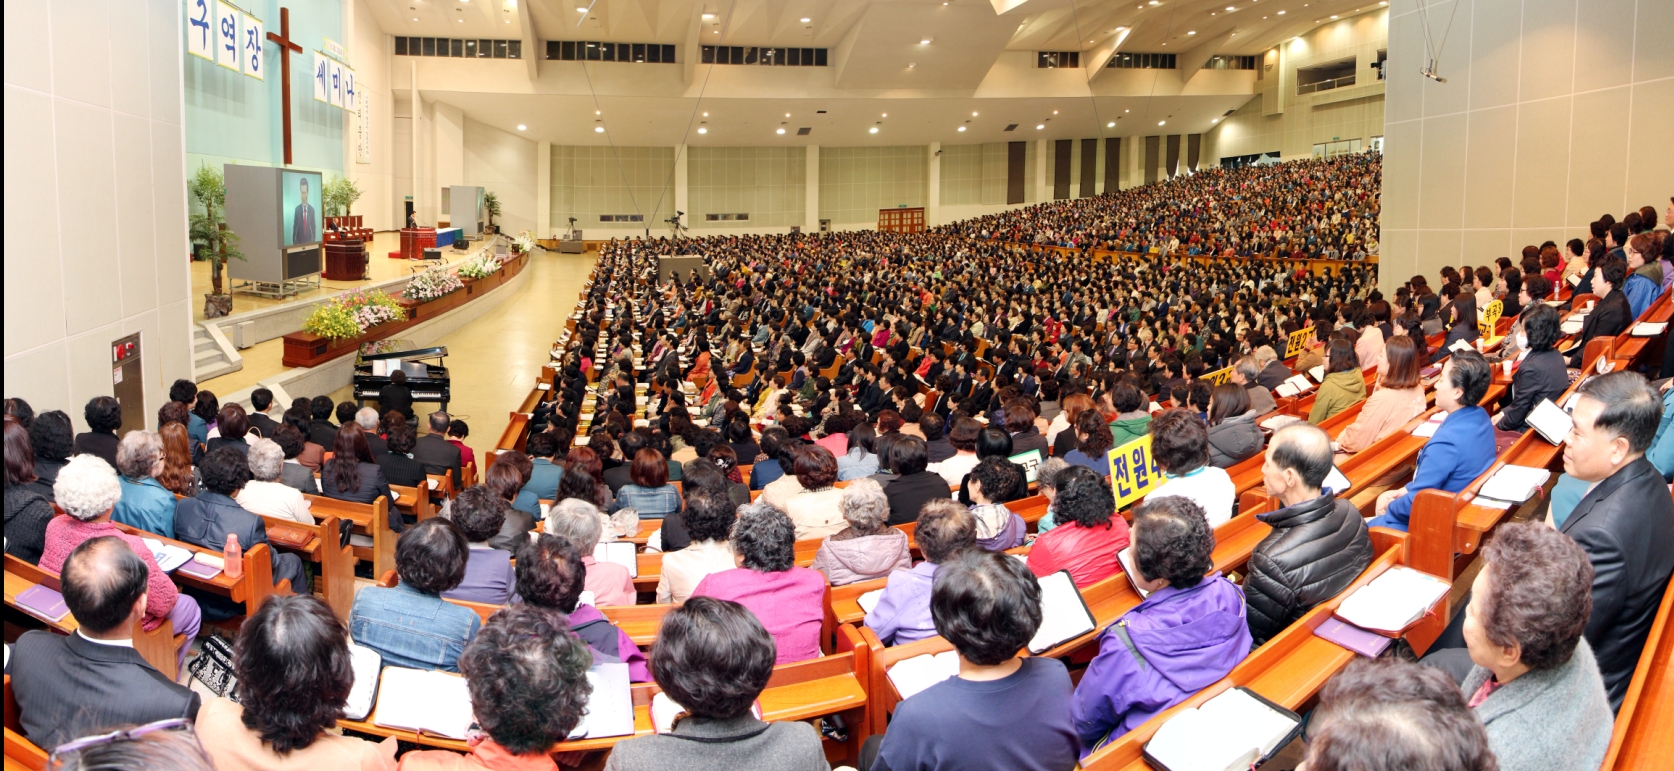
[[271, 423, 306, 460], [386, 424, 416, 455], [733, 503, 796, 572], [918, 411, 945, 440], [1054, 465, 1115, 529], [1307, 659, 1496, 771], [310, 395, 334, 420], [683, 486, 739, 543], [251, 388, 273, 412], [198, 446, 253, 495], [169, 379, 199, 405], [975, 426, 1014, 459], [1516, 302, 1559, 353], [395, 517, 469, 594], [514, 534, 586, 612], [525, 431, 557, 459], [970, 456, 1023, 504], [651, 597, 777, 720], [459, 604, 594, 754], [83, 395, 123, 433], [932, 549, 1042, 666], [1600, 257, 1628, 290], [61, 537, 149, 634], [891, 434, 930, 476], [451, 485, 509, 543], [1132, 496, 1215, 588], [1578, 371, 1662, 453], [335, 401, 357, 425], [29, 410, 75, 461], [1149, 408, 1209, 475], [233, 594, 354, 755], [1445, 349, 1492, 407]]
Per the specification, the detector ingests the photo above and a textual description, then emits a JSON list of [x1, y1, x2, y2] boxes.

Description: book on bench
[[857, 589, 884, 615], [372, 667, 475, 739], [1526, 398, 1574, 446], [1117, 546, 1151, 599], [14, 584, 70, 623], [344, 643, 383, 720], [1027, 570, 1098, 654], [593, 542, 639, 578], [1632, 321, 1668, 337], [1333, 566, 1451, 636], [886, 650, 961, 701], [1476, 464, 1552, 504], [140, 538, 193, 573], [1141, 686, 1303, 771], [176, 555, 224, 580], [567, 663, 636, 740]]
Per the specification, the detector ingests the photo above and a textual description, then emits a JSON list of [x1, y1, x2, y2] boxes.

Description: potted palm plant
[[483, 191, 501, 235], [188, 163, 245, 318], [323, 175, 363, 219]]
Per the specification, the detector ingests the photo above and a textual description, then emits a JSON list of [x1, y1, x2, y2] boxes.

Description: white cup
[[1502, 360, 1514, 377]]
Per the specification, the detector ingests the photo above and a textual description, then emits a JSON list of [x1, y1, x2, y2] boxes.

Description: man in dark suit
[[1255, 346, 1293, 391], [1557, 372, 1674, 710], [247, 387, 280, 438], [413, 411, 465, 487], [355, 407, 389, 457], [291, 175, 317, 244], [1567, 259, 1634, 368], [378, 369, 416, 424], [11, 538, 200, 749], [883, 436, 954, 526], [308, 396, 339, 448]]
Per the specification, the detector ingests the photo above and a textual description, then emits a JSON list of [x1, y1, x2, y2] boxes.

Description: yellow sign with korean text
[[1107, 434, 1168, 511]]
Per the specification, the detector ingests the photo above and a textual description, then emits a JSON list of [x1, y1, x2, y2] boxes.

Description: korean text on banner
[[1107, 434, 1168, 511]]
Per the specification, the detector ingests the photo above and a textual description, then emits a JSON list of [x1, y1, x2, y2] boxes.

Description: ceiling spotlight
[[697, 127, 708, 134], [800, 17, 811, 23], [869, 127, 879, 133], [1331, 14, 1338, 18], [1053, 110, 1059, 114], [1212, 118, 1220, 123], [595, 110, 601, 115], [1158, 120, 1166, 125], [972, 111, 979, 116], [1125, 109, 1130, 113], [576, 6, 587, 11], [595, 126, 605, 132], [701, 13, 714, 19], [882, 113, 888, 117], [1188, 30, 1196, 34], [457, 19, 463, 22], [776, 128, 786, 134], [1149, 1, 1159, 4], [957, 126, 967, 131], [1226, 4, 1235, 9], [785, 113, 791, 117], [1036, 124, 1045, 129], [920, 38, 932, 44], [703, 112, 709, 117], [517, 124, 526, 130], [413, 17, 418, 20], [908, 63, 916, 68], [1107, 121, 1115, 127], [1277, 9, 1285, 13]]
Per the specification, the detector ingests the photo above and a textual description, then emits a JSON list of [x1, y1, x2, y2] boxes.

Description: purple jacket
[[866, 561, 938, 646], [1071, 574, 1251, 755], [692, 566, 826, 664], [567, 603, 651, 682]]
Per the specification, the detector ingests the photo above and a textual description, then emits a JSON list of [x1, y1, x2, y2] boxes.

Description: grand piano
[[353, 345, 452, 412]]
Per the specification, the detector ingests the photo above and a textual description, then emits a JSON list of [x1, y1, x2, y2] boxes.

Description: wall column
[[1032, 139, 1049, 203], [673, 145, 689, 231], [805, 145, 820, 232], [410, 60, 420, 223], [926, 142, 941, 226], [536, 142, 551, 238]]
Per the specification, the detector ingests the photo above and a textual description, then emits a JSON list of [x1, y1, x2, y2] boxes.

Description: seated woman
[[1047, 393, 1096, 457], [1308, 338, 1367, 425], [1107, 382, 1153, 449], [319, 424, 399, 533], [398, 605, 592, 770], [3, 416, 55, 564], [439, 486, 516, 606], [605, 598, 829, 769], [271, 423, 323, 493], [204, 403, 252, 457], [515, 535, 649, 682], [1027, 465, 1129, 588], [39, 454, 201, 673], [1433, 290, 1480, 364], [692, 503, 827, 664], [1072, 497, 1251, 754], [1441, 521, 1614, 771], [748, 426, 792, 489], [811, 478, 911, 585], [656, 488, 740, 604], [614, 448, 682, 521], [930, 417, 982, 487], [1144, 409, 1237, 527], [557, 446, 613, 510], [196, 594, 398, 771], [112, 429, 179, 537], [866, 549, 1080, 771], [1205, 384, 1263, 468], [957, 426, 1026, 504], [1063, 410, 1116, 476], [967, 456, 1026, 550], [174, 448, 310, 613], [837, 422, 880, 481], [234, 438, 314, 525], [349, 518, 481, 672], [375, 424, 428, 488], [865, 500, 975, 647], [482, 460, 539, 550], [1335, 335, 1427, 456], [545, 497, 635, 607], [1372, 350, 1497, 531], [1494, 304, 1569, 433], [696, 446, 751, 506], [783, 445, 847, 540]]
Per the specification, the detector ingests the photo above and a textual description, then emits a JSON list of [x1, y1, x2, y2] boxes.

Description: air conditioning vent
[[1004, 123, 1019, 131], [1223, 109, 1237, 117], [797, 127, 811, 135]]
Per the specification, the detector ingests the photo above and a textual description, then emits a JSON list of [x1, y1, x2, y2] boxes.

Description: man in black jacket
[[1243, 423, 1373, 646], [247, 387, 280, 438], [11, 538, 200, 750], [882, 436, 953, 526], [412, 411, 464, 487], [173, 448, 309, 612], [1567, 259, 1634, 368], [308, 396, 339, 447], [1254, 346, 1293, 391], [1557, 371, 1674, 709]]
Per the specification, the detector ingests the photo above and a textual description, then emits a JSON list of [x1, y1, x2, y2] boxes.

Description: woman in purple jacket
[[691, 502, 827, 664], [1071, 496, 1252, 755]]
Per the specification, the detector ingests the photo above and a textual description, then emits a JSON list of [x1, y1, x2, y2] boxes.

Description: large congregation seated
[[5, 178, 1674, 771]]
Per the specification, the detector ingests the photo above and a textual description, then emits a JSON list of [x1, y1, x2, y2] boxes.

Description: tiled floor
[[199, 247, 597, 463]]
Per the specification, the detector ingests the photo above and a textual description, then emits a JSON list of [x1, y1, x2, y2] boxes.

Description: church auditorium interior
[[5, 1, 1674, 770]]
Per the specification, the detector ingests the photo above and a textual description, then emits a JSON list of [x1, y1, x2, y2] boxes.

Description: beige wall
[[3, 0, 193, 431], [1379, 0, 1674, 281], [550, 146, 677, 237], [819, 146, 929, 228], [348, 0, 396, 231], [1203, 9, 1389, 164], [464, 119, 539, 236], [690, 146, 806, 230]]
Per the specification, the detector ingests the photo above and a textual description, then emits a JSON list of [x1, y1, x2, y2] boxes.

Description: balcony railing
[[1297, 74, 1357, 95]]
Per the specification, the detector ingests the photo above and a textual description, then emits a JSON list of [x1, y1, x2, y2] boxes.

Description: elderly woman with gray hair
[[111, 430, 180, 538], [233, 438, 315, 525], [37, 455, 201, 671], [1029, 456, 1073, 534], [809, 478, 911, 585], [546, 497, 636, 606], [691, 503, 827, 664]]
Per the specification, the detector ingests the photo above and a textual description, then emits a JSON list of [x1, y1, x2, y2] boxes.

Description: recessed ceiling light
[[957, 126, 967, 131], [701, 12, 714, 19], [697, 127, 707, 134], [1053, 110, 1059, 114], [713, 30, 719, 34], [1108, 121, 1115, 127], [920, 37, 932, 44], [785, 113, 791, 117], [1331, 14, 1338, 18], [457, 19, 463, 22], [1158, 120, 1166, 125], [776, 128, 786, 134], [1227, 5, 1235, 9], [882, 113, 887, 117], [1278, 10, 1285, 14], [1149, 0, 1159, 4], [703, 112, 709, 116], [595, 110, 601, 115], [1036, 124, 1045, 129], [869, 127, 879, 133], [972, 111, 979, 116], [1212, 118, 1220, 123], [413, 17, 418, 20], [576, 6, 587, 11], [1188, 30, 1196, 34], [595, 126, 605, 132], [517, 124, 526, 130], [800, 17, 811, 22]]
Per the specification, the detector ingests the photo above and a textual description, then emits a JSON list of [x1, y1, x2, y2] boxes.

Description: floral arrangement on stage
[[303, 289, 407, 340], [403, 265, 464, 302], [514, 231, 536, 254], [456, 251, 504, 280]]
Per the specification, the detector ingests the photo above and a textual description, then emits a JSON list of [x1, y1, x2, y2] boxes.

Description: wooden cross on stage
[[265, 7, 305, 165]]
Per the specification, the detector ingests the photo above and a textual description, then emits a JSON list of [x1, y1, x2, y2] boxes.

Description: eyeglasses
[[49, 718, 198, 765]]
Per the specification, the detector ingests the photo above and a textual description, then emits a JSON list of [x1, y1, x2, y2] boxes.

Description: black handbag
[[187, 634, 239, 700]]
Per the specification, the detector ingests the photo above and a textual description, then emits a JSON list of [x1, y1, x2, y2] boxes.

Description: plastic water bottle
[[224, 534, 244, 580]]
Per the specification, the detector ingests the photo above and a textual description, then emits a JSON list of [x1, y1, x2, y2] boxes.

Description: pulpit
[[323, 239, 368, 280], [400, 227, 436, 260]]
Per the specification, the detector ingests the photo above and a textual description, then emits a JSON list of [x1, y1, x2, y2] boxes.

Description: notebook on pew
[[886, 650, 962, 701], [1027, 570, 1098, 654], [593, 542, 639, 578], [14, 584, 70, 623], [568, 663, 636, 740], [1411, 412, 1448, 438], [1631, 321, 1668, 337], [343, 644, 383, 720], [140, 538, 193, 573], [1141, 686, 1303, 771], [176, 554, 224, 580], [1561, 318, 1585, 335], [1308, 365, 1326, 382], [1333, 566, 1452, 637], [1476, 465, 1552, 504], [857, 589, 884, 615], [372, 667, 475, 739], [1526, 399, 1574, 445], [1117, 546, 1151, 598], [1312, 617, 1395, 658]]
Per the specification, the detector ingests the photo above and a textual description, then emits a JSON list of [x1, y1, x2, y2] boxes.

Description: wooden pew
[[304, 494, 397, 578], [4, 676, 48, 771], [258, 514, 356, 621], [4, 555, 182, 682], [389, 483, 435, 522], [106, 522, 291, 634], [1602, 573, 1674, 770]]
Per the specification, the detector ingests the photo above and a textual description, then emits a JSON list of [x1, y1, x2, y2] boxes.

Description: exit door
[[111, 333, 145, 435]]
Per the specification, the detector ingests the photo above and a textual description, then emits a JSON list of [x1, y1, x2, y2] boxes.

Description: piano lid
[[359, 346, 448, 362]]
